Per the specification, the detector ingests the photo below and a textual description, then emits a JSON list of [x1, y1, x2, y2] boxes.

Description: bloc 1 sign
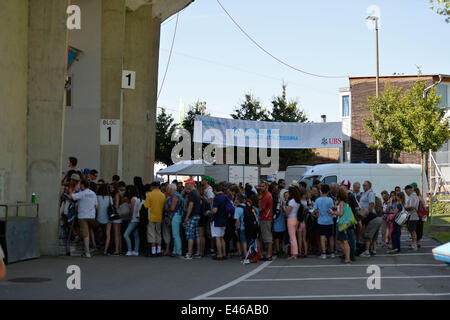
[[122, 70, 136, 89], [100, 119, 120, 145]]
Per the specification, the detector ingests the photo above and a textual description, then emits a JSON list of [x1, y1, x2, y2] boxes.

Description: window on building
[[436, 84, 448, 109], [342, 95, 350, 117]]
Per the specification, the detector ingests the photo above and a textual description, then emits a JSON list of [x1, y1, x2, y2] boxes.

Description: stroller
[[239, 204, 261, 264]]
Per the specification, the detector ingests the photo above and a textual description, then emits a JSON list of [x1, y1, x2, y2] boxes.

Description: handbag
[[354, 199, 366, 220], [394, 204, 410, 226], [117, 202, 131, 219], [108, 197, 121, 221], [338, 203, 356, 232]]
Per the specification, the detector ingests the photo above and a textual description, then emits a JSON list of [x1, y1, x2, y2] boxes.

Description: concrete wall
[[27, 0, 69, 255], [63, 0, 102, 174], [0, 1, 28, 209], [122, 5, 161, 184]]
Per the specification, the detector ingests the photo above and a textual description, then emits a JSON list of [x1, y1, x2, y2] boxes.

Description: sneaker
[[112, 252, 121, 256], [341, 260, 351, 264], [184, 254, 193, 260], [320, 254, 327, 260], [132, 251, 139, 256], [193, 254, 202, 259], [83, 253, 91, 258], [330, 253, 336, 259], [388, 249, 399, 255], [370, 251, 376, 256], [125, 251, 134, 256], [242, 259, 250, 264], [360, 251, 371, 257], [411, 244, 418, 251]]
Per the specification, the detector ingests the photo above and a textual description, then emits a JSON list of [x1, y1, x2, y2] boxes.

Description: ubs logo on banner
[[322, 137, 342, 146]]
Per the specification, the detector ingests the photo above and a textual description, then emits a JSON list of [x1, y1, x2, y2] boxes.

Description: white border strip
[[268, 263, 448, 268], [191, 261, 273, 300], [244, 275, 450, 282], [205, 293, 450, 300]]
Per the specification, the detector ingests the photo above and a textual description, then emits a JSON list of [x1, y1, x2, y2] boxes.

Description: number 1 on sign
[[107, 127, 112, 142], [126, 73, 131, 87]]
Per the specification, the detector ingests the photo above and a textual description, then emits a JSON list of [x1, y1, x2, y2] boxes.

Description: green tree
[[363, 84, 406, 162], [231, 93, 269, 121], [430, 0, 450, 22], [398, 80, 450, 190], [182, 100, 209, 135], [155, 108, 178, 165], [269, 84, 313, 170]]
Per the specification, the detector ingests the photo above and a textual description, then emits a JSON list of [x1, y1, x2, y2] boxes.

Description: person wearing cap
[[143, 182, 166, 257], [404, 185, 420, 251]]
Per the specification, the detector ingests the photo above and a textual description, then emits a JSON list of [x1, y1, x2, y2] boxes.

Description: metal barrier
[[0, 202, 40, 263]]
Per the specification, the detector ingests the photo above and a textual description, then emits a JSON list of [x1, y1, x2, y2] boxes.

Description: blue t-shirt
[[212, 193, 228, 227], [234, 204, 246, 231], [314, 196, 334, 226], [273, 210, 286, 232]]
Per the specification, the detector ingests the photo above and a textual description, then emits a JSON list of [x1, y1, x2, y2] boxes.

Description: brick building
[[340, 74, 450, 164]]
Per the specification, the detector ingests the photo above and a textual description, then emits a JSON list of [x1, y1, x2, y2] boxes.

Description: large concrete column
[[122, 5, 160, 184], [27, 0, 69, 254], [100, 0, 126, 181], [0, 1, 28, 207]]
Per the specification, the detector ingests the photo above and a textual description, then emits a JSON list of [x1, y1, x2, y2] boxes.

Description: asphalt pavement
[[1, 232, 449, 300]]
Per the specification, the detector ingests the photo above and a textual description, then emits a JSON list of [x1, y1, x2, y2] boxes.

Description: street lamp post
[[366, 15, 381, 164]]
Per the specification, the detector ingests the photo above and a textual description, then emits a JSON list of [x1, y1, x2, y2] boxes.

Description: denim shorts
[[239, 230, 247, 243], [185, 215, 200, 240]]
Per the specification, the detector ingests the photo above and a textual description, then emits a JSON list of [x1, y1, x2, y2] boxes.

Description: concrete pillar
[[0, 1, 28, 207], [122, 5, 161, 184], [100, 0, 126, 181], [27, 0, 69, 254]]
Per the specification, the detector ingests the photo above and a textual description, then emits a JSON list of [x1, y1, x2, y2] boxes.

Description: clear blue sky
[[157, 0, 450, 123]]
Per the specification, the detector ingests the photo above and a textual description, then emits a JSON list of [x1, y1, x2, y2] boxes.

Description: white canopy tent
[[156, 160, 207, 177]]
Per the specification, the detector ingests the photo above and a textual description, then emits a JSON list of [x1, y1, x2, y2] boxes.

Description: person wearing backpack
[[414, 186, 427, 249], [297, 188, 309, 258], [206, 184, 229, 261], [332, 187, 353, 264], [405, 185, 420, 251], [258, 182, 274, 261], [359, 181, 382, 257], [234, 194, 250, 263], [282, 187, 301, 260]]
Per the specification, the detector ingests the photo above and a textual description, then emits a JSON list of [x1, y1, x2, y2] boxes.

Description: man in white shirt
[[70, 180, 98, 258], [405, 185, 420, 251], [201, 179, 216, 255]]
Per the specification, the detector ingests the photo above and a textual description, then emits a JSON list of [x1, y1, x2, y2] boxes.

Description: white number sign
[[122, 70, 136, 89], [100, 119, 120, 145]]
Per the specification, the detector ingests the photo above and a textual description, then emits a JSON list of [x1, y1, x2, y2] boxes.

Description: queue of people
[[59, 157, 428, 262]]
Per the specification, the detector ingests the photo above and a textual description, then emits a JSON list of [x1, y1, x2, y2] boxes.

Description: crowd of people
[[59, 157, 429, 263]]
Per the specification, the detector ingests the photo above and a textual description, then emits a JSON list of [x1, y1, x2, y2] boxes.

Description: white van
[[298, 163, 428, 195], [285, 165, 312, 186]]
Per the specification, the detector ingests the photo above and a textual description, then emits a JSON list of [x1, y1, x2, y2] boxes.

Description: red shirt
[[260, 191, 273, 221]]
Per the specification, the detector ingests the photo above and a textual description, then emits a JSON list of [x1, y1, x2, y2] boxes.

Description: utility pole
[[366, 15, 381, 164]]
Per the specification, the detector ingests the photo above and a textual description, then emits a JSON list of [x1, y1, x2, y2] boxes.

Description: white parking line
[[244, 275, 450, 282], [191, 260, 273, 300], [268, 263, 449, 268], [374, 253, 433, 257], [205, 293, 450, 300]]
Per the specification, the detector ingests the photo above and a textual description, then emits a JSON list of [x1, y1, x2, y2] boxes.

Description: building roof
[[349, 74, 450, 82]]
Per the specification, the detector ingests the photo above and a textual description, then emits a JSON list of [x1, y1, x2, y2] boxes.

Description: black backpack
[[240, 204, 259, 240], [296, 202, 307, 222]]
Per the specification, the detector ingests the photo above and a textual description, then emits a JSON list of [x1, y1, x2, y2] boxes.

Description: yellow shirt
[[144, 189, 166, 223]]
